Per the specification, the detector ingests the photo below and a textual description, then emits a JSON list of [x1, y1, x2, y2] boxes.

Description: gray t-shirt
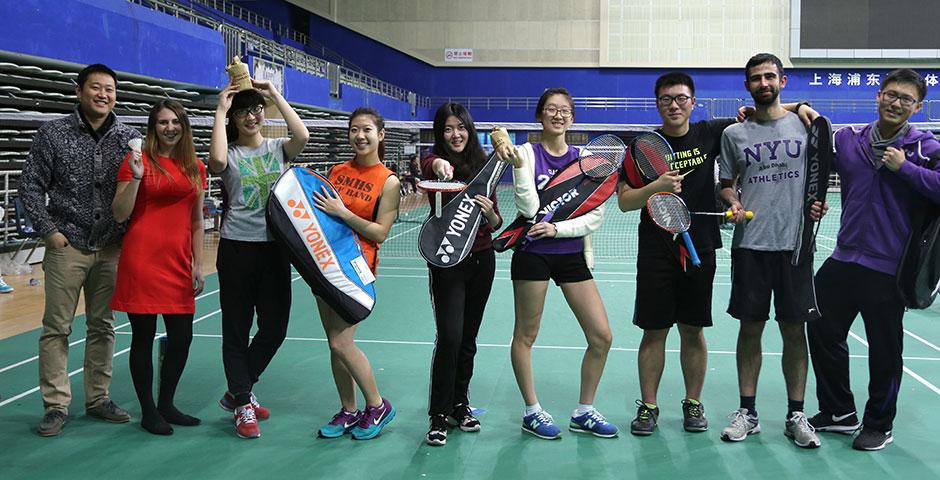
[[218, 137, 289, 241], [719, 113, 806, 251]]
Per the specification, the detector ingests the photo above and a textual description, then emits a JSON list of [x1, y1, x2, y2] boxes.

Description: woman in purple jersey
[[495, 88, 618, 440]]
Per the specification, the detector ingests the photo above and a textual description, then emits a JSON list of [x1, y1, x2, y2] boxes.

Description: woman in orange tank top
[[311, 107, 401, 440]]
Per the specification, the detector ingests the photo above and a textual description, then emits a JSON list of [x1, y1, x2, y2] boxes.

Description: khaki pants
[[38, 244, 120, 414]]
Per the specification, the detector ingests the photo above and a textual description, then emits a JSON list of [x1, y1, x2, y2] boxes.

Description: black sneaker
[[425, 414, 448, 446], [682, 399, 708, 432], [630, 400, 659, 436], [852, 427, 893, 451], [37, 410, 67, 437], [448, 404, 481, 432], [808, 411, 860, 434], [86, 399, 131, 423]]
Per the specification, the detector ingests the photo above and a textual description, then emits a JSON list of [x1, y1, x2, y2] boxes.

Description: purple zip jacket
[[832, 122, 940, 275]]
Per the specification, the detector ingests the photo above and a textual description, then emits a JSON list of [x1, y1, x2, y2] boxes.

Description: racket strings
[[581, 135, 626, 171], [579, 155, 617, 178], [632, 133, 673, 180], [647, 195, 691, 233]]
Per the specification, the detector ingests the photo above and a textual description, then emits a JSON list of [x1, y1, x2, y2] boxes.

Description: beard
[[751, 87, 779, 106]]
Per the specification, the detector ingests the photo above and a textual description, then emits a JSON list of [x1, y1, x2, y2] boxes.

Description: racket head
[[631, 131, 673, 182], [580, 134, 626, 179], [646, 192, 691, 234], [416, 179, 467, 193]]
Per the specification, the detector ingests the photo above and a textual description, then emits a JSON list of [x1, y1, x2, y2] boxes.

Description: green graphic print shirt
[[219, 137, 289, 241]]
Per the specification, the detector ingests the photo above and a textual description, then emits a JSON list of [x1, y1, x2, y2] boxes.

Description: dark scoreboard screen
[[798, 0, 940, 50]]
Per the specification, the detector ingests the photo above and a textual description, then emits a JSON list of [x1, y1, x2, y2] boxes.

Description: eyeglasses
[[543, 106, 573, 118], [880, 90, 918, 108], [232, 104, 264, 119], [657, 95, 692, 107]]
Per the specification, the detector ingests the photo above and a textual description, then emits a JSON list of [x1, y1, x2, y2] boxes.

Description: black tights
[[128, 313, 199, 434]]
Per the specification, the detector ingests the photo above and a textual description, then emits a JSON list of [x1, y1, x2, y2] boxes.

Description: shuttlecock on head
[[128, 138, 143, 152]]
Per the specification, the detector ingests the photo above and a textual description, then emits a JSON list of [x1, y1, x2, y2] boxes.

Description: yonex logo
[[437, 237, 455, 263], [287, 198, 311, 219]]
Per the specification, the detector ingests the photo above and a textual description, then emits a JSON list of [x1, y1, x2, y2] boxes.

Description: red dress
[[111, 153, 207, 314]]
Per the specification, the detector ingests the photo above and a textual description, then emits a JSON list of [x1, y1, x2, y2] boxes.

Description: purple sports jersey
[[522, 143, 585, 254]]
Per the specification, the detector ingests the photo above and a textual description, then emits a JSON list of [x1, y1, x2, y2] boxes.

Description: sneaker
[[318, 409, 362, 438], [0, 279, 13, 293], [569, 409, 619, 438], [852, 427, 893, 451], [234, 404, 260, 439], [448, 404, 481, 432], [808, 411, 860, 434], [720, 408, 760, 442], [425, 414, 448, 446], [785, 411, 821, 448], [350, 398, 396, 440], [682, 399, 708, 432], [630, 400, 659, 436], [85, 399, 131, 423], [219, 391, 270, 420], [521, 410, 562, 440], [37, 410, 67, 437]]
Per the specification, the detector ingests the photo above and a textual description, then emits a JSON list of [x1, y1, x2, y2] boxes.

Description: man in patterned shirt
[[22, 63, 141, 436]]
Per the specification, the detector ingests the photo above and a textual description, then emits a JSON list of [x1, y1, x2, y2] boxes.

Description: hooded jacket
[[832, 122, 940, 275]]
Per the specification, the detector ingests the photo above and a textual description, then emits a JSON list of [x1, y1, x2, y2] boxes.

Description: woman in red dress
[[111, 100, 206, 435]]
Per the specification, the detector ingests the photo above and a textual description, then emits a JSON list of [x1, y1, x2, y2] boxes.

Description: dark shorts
[[633, 251, 717, 330], [727, 249, 820, 323], [510, 250, 592, 285]]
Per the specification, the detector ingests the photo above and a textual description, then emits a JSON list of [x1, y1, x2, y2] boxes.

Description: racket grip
[[723, 210, 755, 220], [680, 231, 701, 267]]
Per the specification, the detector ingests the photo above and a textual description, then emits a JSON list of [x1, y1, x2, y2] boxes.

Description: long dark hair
[[225, 89, 266, 143], [349, 107, 385, 160], [431, 102, 486, 181]]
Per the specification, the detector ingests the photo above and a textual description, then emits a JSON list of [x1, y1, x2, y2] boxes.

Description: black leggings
[[427, 249, 496, 416], [128, 313, 194, 417]]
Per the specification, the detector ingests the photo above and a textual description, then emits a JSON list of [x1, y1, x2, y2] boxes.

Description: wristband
[[795, 101, 811, 112]]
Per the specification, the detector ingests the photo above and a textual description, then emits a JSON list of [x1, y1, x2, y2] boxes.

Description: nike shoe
[[808, 411, 860, 434], [350, 398, 395, 440], [318, 408, 362, 438]]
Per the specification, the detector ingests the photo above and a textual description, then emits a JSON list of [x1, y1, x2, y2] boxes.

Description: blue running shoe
[[569, 409, 619, 438], [521, 410, 562, 440], [0, 279, 13, 294], [351, 398, 395, 440], [318, 409, 362, 438]]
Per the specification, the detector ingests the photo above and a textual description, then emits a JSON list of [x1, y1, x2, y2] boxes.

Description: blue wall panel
[[1, 0, 227, 87]]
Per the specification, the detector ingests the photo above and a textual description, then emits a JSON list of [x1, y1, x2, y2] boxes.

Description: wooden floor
[[0, 231, 221, 340]]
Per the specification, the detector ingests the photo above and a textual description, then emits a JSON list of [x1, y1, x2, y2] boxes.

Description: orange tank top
[[329, 160, 394, 273]]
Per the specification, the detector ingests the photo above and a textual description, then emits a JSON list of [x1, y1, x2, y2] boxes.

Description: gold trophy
[[226, 56, 253, 91]]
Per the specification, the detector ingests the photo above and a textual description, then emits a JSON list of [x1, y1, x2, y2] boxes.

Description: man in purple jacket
[[807, 69, 940, 451]]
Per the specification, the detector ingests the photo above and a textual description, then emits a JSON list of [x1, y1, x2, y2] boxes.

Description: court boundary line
[[848, 331, 940, 396]]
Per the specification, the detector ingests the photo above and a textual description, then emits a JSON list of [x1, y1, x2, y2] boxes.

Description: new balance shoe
[[0, 278, 13, 293], [682, 399, 708, 432], [318, 408, 362, 438], [720, 408, 760, 442], [521, 410, 562, 440], [351, 398, 395, 440], [425, 414, 448, 446], [448, 404, 481, 432], [785, 411, 821, 448], [569, 409, 619, 438], [219, 391, 270, 420], [808, 411, 860, 434], [234, 404, 260, 439], [852, 427, 893, 451], [630, 400, 659, 436]]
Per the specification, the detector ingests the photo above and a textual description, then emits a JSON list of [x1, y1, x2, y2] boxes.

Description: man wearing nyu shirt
[[718, 53, 824, 449], [807, 69, 940, 451]]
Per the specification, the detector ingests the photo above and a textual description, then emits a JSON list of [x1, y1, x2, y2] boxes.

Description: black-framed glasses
[[543, 106, 573, 118], [880, 90, 918, 107], [232, 104, 264, 119], [657, 95, 692, 107]]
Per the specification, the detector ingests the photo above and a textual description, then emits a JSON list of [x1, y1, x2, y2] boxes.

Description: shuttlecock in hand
[[128, 138, 143, 152]]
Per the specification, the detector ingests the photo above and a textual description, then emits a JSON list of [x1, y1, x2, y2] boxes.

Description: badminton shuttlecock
[[128, 138, 142, 152]]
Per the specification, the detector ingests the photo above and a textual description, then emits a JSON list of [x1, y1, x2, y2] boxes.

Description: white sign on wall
[[444, 48, 473, 63], [252, 57, 284, 93]]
